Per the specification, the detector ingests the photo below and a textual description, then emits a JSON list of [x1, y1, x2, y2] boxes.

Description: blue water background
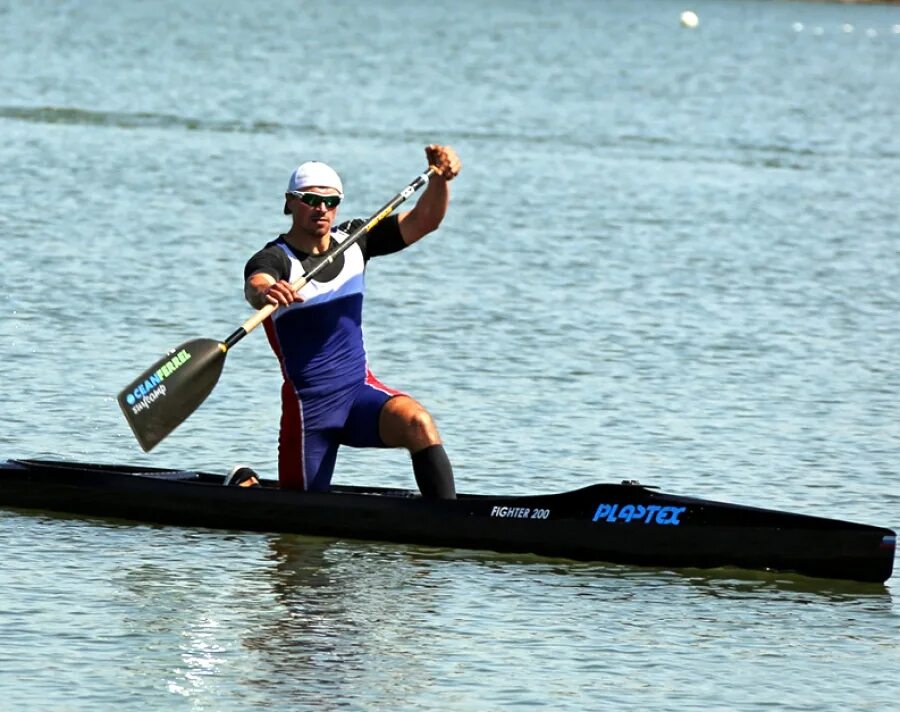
[[1, 0, 898, 709]]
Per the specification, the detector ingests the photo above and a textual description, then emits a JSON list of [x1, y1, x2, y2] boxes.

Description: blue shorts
[[278, 370, 404, 491]]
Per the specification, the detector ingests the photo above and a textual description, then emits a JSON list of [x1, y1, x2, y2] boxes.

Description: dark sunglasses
[[289, 191, 342, 209]]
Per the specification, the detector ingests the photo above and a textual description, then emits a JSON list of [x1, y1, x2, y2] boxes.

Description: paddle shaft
[[223, 166, 437, 349]]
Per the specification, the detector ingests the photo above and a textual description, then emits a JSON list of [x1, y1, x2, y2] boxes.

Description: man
[[240, 145, 461, 499]]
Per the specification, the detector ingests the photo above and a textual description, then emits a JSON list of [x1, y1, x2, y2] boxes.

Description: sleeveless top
[[243, 215, 406, 395]]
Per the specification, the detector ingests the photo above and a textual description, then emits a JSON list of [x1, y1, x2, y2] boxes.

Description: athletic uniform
[[244, 215, 408, 491]]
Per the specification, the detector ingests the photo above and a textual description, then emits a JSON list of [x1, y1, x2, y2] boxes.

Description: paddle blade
[[117, 338, 228, 452]]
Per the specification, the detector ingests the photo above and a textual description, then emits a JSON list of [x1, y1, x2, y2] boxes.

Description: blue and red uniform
[[244, 215, 408, 490]]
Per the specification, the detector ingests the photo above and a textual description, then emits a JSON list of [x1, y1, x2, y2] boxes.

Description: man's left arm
[[397, 144, 461, 246]]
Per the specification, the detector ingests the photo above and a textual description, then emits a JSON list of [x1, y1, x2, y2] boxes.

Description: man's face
[[286, 185, 342, 238]]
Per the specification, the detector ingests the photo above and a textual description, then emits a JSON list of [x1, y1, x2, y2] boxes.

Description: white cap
[[286, 161, 343, 196]]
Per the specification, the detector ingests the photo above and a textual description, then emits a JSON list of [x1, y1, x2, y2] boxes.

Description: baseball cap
[[284, 161, 343, 214], [287, 161, 343, 193]]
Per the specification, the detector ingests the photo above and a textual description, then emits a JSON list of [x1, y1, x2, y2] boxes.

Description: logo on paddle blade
[[592, 503, 686, 526], [124, 348, 193, 413]]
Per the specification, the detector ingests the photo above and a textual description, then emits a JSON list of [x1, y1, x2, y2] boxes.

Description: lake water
[[1, 0, 899, 709]]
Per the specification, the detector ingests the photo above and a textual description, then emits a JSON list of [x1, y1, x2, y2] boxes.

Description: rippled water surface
[[1, 0, 899, 709]]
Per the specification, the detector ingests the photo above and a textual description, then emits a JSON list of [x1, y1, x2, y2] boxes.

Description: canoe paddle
[[117, 166, 438, 452]]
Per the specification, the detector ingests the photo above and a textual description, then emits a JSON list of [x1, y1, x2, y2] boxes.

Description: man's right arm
[[244, 272, 279, 309], [244, 248, 297, 309]]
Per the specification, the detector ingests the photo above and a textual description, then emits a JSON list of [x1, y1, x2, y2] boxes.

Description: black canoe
[[0, 458, 894, 584]]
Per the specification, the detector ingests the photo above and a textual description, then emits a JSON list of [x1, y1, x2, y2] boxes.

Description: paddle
[[117, 166, 438, 452]]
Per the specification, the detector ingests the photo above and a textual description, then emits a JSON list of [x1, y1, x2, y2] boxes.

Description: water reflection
[[242, 536, 351, 666], [238, 535, 443, 707], [382, 546, 894, 604], [15, 514, 899, 711]]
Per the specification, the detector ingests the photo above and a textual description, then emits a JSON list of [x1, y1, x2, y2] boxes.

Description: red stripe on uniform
[[365, 368, 405, 397], [278, 380, 306, 490], [265, 318, 307, 490]]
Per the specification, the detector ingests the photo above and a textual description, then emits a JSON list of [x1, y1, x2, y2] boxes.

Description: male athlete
[[240, 145, 461, 498]]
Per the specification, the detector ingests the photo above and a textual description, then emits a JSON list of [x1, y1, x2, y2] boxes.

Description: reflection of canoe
[[1, 458, 894, 584]]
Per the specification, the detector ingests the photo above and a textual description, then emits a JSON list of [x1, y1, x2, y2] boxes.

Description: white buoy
[[892, 24, 900, 34], [792, 22, 804, 33], [842, 23, 854, 33], [680, 10, 699, 29]]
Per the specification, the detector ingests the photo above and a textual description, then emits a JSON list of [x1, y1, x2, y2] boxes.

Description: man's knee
[[408, 407, 439, 443], [382, 397, 441, 449]]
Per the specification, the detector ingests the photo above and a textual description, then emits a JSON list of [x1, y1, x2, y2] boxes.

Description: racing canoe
[[0, 458, 894, 583]]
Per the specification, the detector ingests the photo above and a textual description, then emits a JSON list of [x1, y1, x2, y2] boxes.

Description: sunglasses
[[289, 191, 342, 209]]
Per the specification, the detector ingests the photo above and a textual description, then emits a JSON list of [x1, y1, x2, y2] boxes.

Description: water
[[1, 0, 899, 709]]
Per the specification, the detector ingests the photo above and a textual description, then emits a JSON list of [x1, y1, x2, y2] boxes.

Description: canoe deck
[[0, 458, 894, 584]]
